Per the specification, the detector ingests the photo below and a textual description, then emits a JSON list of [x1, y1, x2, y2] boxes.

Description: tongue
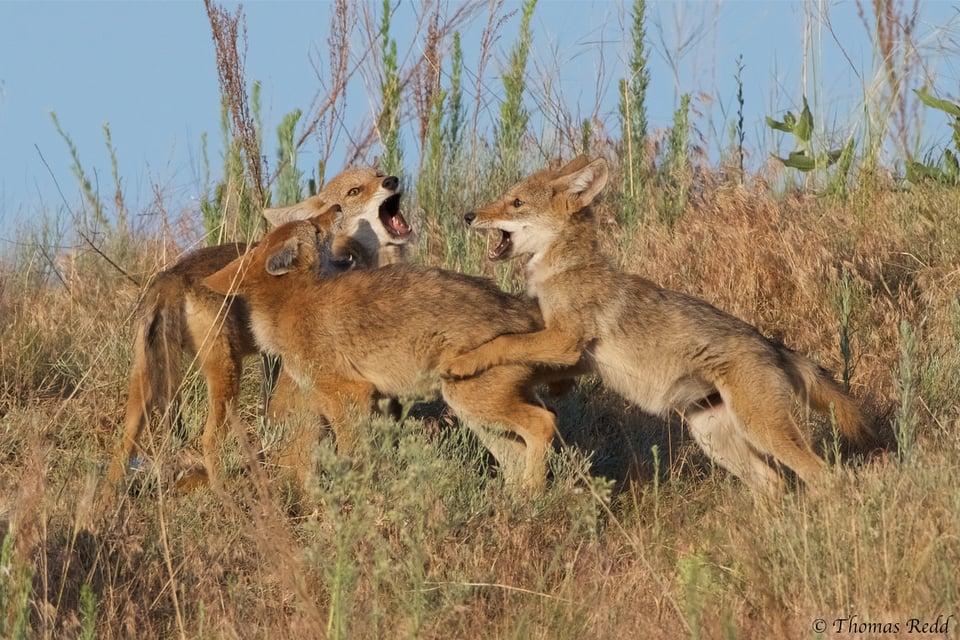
[[389, 213, 411, 235]]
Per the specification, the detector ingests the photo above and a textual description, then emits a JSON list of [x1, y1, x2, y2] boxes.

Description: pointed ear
[[556, 155, 591, 176], [263, 195, 327, 227], [551, 158, 608, 209], [203, 256, 248, 295], [265, 235, 303, 276], [309, 203, 343, 236]]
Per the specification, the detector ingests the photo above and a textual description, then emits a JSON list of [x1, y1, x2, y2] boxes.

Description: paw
[[442, 354, 484, 379]]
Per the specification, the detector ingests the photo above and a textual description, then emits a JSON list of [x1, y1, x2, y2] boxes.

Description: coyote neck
[[526, 216, 609, 292], [243, 273, 324, 358]]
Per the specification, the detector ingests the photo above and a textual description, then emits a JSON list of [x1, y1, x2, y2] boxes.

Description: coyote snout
[[264, 168, 412, 267], [449, 156, 872, 495]]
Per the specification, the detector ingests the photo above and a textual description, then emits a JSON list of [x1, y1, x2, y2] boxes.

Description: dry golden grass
[[2, 173, 959, 639]]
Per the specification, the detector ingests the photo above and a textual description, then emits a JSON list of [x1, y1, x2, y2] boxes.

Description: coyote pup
[[104, 167, 411, 499], [202, 215, 560, 491], [445, 156, 870, 494]]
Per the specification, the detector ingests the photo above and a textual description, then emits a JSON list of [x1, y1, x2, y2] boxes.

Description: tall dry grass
[[3, 1, 960, 638], [4, 174, 958, 639]]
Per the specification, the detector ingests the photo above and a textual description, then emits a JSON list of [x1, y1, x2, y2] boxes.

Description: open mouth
[[378, 193, 411, 238], [488, 230, 512, 261]]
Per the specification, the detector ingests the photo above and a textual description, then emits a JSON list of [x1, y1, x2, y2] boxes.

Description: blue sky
[[1, 1, 958, 242]]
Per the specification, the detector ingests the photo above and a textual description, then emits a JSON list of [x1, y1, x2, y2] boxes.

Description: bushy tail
[[786, 351, 873, 445], [106, 279, 188, 497], [128, 279, 186, 430]]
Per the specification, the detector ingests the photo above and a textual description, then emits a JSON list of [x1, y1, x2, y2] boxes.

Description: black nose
[[464, 211, 476, 225], [382, 176, 399, 191]]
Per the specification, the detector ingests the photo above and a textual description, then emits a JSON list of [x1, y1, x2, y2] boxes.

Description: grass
[[3, 2, 960, 638], [3, 173, 959, 639]]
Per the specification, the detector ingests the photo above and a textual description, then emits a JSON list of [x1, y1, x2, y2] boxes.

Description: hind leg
[[187, 298, 263, 489], [685, 405, 785, 495], [469, 426, 529, 484], [272, 372, 402, 487], [197, 342, 244, 488], [730, 390, 826, 486], [270, 370, 323, 483], [443, 365, 557, 493], [270, 372, 319, 484], [268, 367, 300, 423], [306, 375, 379, 454], [720, 359, 826, 485], [275, 373, 378, 487]]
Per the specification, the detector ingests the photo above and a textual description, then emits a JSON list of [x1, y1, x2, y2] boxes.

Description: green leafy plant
[[200, 95, 263, 244], [906, 89, 960, 185], [445, 32, 466, 170], [79, 583, 97, 640], [656, 93, 691, 226], [416, 85, 447, 258], [896, 319, 918, 462], [767, 96, 855, 195], [377, 0, 403, 177], [493, 0, 537, 185], [767, 97, 844, 170], [0, 534, 31, 640], [275, 109, 304, 207], [617, 0, 651, 226]]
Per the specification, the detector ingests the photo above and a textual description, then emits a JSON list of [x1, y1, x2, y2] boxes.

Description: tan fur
[[202, 216, 564, 492], [445, 156, 872, 494], [103, 167, 412, 503]]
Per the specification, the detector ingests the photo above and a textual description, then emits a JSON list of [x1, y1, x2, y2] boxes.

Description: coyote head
[[464, 156, 607, 262], [262, 166, 412, 267], [204, 203, 341, 297]]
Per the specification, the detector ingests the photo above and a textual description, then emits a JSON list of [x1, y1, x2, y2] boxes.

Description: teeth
[[390, 213, 410, 234], [380, 197, 411, 237], [487, 231, 511, 260]]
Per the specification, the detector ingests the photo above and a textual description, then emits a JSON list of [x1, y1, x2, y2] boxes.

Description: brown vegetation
[[2, 1, 958, 638]]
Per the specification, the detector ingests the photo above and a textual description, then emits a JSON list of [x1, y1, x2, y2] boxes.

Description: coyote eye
[[512, 198, 523, 208], [347, 187, 361, 197]]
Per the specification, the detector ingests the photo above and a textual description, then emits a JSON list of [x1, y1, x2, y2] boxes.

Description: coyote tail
[[786, 350, 873, 444], [133, 281, 186, 429]]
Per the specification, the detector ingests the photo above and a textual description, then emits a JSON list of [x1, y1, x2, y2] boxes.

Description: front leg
[[443, 328, 584, 379], [300, 376, 379, 454]]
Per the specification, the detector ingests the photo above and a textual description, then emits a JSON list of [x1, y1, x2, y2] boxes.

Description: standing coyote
[[201, 215, 562, 491], [444, 156, 870, 494], [104, 167, 412, 498]]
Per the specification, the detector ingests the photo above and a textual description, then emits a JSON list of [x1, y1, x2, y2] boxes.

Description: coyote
[[104, 167, 412, 499], [201, 214, 563, 491], [444, 156, 871, 494]]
